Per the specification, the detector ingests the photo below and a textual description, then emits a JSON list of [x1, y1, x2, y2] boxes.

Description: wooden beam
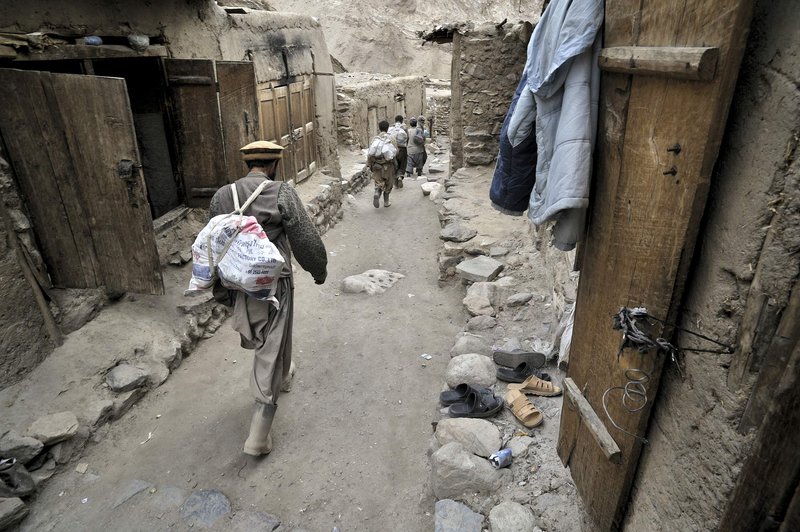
[[563, 378, 622, 463], [13, 44, 167, 61], [599, 46, 719, 81]]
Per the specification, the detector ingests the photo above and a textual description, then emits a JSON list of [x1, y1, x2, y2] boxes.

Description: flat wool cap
[[240, 140, 284, 161]]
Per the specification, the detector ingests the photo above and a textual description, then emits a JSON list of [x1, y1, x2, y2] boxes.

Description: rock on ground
[[440, 221, 477, 243], [489, 246, 509, 257], [463, 282, 496, 316], [456, 256, 505, 282], [0, 431, 43, 464], [489, 501, 537, 532], [435, 418, 501, 458], [0, 497, 28, 529], [508, 436, 535, 458], [181, 489, 232, 529], [434, 499, 483, 532], [506, 292, 533, 307], [430, 442, 510, 499], [421, 182, 443, 196], [25, 412, 79, 445], [105, 364, 148, 393], [450, 333, 491, 357], [340, 269, 405, 295], [467, 315, 497, 331], [445, 354, 496, 388], [81, 399, 114, 429]]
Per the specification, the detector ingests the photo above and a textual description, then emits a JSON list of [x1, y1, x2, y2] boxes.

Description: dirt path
[[21, 179, 464, 531]]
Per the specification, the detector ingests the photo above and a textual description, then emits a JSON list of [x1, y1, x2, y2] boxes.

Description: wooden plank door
[[163, 58, 226, 206], [257, 84, 295, 182], [288, 80, 308, 183], [217, 61, 258, 181], [0, 68, 164, 295], [302, 78, 317, 177], [555, 1, 754, 530]]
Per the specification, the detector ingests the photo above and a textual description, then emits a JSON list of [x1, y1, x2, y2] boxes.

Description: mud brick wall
[[624, 0, 800, 528], [450, 22, 532, 168], [0, 150, 55, 390], [335, 73, 426, 148]]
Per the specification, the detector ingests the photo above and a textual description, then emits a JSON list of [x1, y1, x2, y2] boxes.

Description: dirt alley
[[20, 178, 465, 531]]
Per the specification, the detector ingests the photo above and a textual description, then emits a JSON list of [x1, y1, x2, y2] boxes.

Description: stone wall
[[335, 73, 426, 148], [450, 22, 532, 168], [426, 84, 452, 139], [624, 0, 800, 528]]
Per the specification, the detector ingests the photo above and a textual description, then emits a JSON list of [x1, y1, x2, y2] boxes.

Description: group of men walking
[[366, 114, 430, 208]]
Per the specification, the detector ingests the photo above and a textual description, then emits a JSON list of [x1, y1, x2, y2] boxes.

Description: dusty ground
[[18, 175, 465, 531]]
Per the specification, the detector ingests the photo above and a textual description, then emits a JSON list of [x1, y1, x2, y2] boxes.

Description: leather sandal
[[505, 389, 543, 428], [448, 390, 503, 418], [496, 362, 551, 383], [493, 349, 546, 369], [507, 374, 562, 397]]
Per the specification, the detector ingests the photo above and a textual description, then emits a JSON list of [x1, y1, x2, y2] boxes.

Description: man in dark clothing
[[388, 115, 408, 188], [209, 140, 328, 456]]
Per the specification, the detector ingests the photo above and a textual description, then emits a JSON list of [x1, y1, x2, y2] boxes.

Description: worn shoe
[[507, 375, 562, 397], [383, 191, 391, 207], [493, 349, 546, 369], [373, 188, 381, 209], [243, 403, 276, 456], [396, 176, 404, 188], [496, 362, 551, 383]]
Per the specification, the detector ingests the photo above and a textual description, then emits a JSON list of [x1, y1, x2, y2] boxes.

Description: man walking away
[[406, 117, 426, 178], [208, 140, 328, 456], [417, 115, 431, 171], [368, 120, 398, 208], [388, 115, 408, 188]]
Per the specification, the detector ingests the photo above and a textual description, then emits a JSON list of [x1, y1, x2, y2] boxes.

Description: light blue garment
[[524, 0, 603, 251]]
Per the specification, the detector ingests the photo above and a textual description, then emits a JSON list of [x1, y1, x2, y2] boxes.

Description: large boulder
[[430, 442, 510, 499], [434, 499, 483, 532], [434, 418, 502, 458], [488, 501, 537, 532], [444, 354, 496, 388]]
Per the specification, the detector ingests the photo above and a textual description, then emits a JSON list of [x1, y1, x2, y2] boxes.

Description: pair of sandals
[[440, 383, 504, 418], [493, 349, 563, 429]]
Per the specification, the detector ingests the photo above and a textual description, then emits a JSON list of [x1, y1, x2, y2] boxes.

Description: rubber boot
[[383, 190, 391, 207], [0, 458, 35, 498], [396, 175, 404, 189], [243, 403, 276, 456], [373, 187, 381, 209]]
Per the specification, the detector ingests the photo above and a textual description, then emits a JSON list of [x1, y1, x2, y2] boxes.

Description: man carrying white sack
[[209, 140, 328, 456]]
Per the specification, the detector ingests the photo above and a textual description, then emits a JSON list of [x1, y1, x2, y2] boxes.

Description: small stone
[[440, 221, 477, 243], [489, 246, 509, 257], [508, 436, 535, 458], [181, 489, 232, 528], [421, 182, 443, 196], [466, 315, 497, 331], [75, 462, 89, 474], [0, 497, 28, 529], [463, 282, 497, 317], [450, 333, 491, 357], [105, 364, 148, 393], [488, 501, 536, 532], [26, 412, 79, 445], [507, 292, 534, 307], [444, 354, 496, 388], [0, 430, 43, 464], [435, 418, 502, 458], [81, 399, 114, 429], [464, 246, 487, 256], [112, 479, 153, 508], [341, 270, 405, 295], [434, 499, 483, 532], [430, 442, 510, 499], [456, 256, 505, 282]]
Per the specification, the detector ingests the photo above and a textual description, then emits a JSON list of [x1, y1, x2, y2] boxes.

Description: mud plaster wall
[[335, 74, 426, 148], [450, 22, 532, 168], [0, 0, 340, 175], [624, 0, 800, 529], [0, 151, 54, 389]]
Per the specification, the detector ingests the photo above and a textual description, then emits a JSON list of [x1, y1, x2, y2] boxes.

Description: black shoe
[[396, 176, 404, 188], [373, 189, 381, 208], [493, 349, 546, 369], [383, 191, 391, 207], [496, 362, 551, 383]]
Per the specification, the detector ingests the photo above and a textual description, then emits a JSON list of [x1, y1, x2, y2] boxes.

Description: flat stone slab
[[0, 497, 28, 529], [440, 221, 477, 243], [467, 315, 498, 331], [26, 412, 79, 445], [506, 292, 534, 307], [181, 489, 231, 529], [341, 270, 404, 295], [489, 246, 509, 257], [106, 364, 148, 393], [0, 430, 43, 464], [435, 499, 483, 532], [456, 256, 504, 282]]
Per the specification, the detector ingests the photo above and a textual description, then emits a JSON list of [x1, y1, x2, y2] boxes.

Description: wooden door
[[302, 78, 317, 177], [0, 68, 164, 295], [217, 61, 258, 181], [163, 59, 226, 206], [257, 84, 295, 182], [556, 1, 754, 530], [287, 78, 317, 184]]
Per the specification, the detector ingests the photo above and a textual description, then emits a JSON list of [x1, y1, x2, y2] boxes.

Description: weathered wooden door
[[257, 84, 295, 182], [217, 61, 259, 181], [556, 1, 754, 530], [0, 68, 164, 295], [288, 78, 317, 183]]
